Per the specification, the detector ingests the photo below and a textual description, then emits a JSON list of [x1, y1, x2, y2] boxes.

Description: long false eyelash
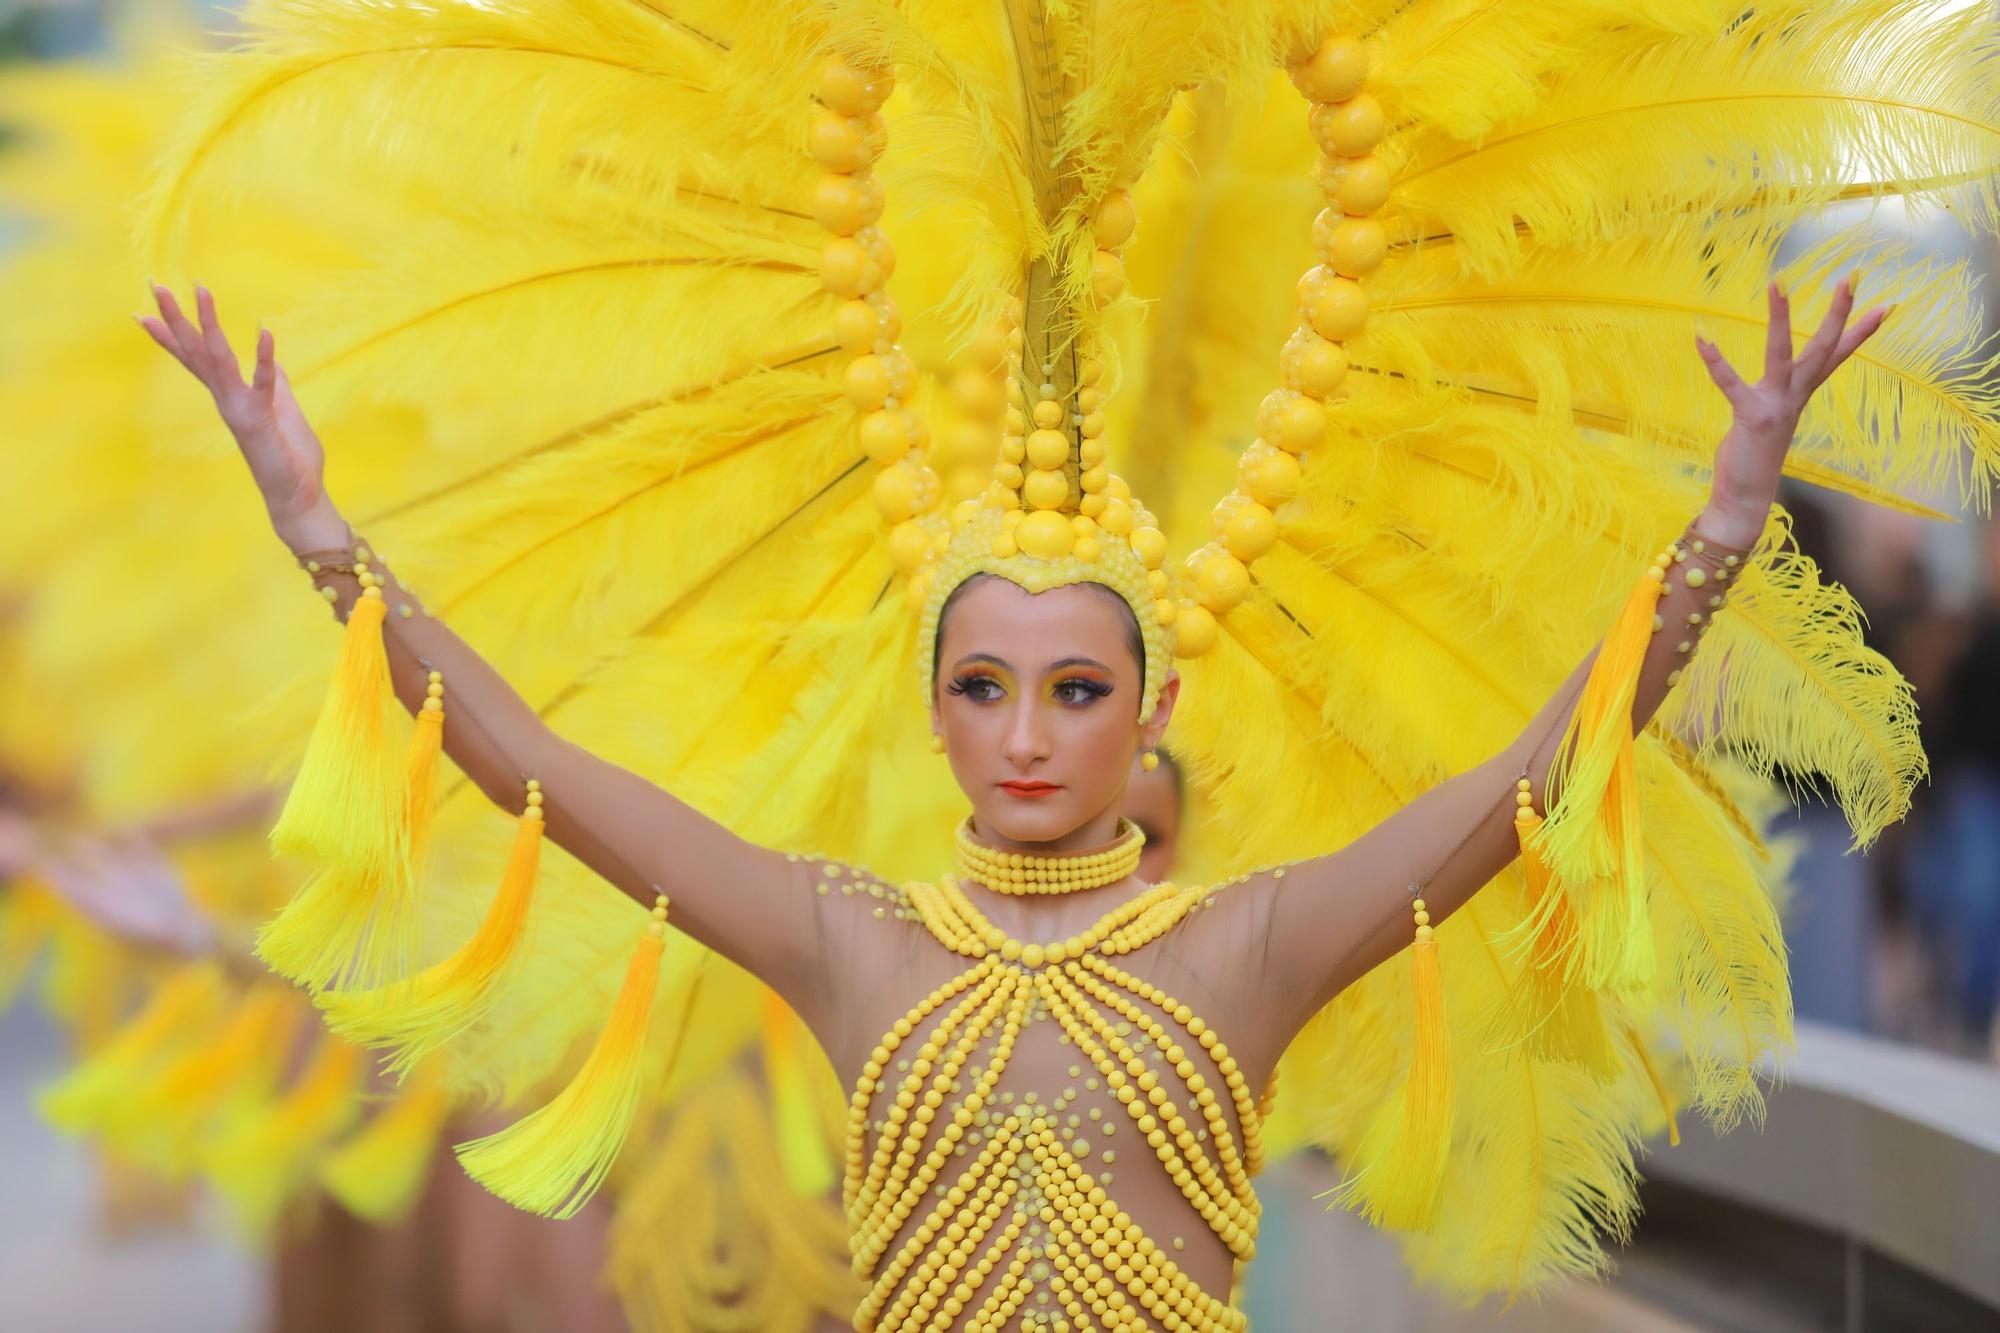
[[946, 672, 995, 696], [1056, 677, 1114, 700]]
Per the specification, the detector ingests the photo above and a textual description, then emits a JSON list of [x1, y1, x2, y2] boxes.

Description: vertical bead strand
[[812, 51, 943, 607], [1177, 32, 1388, 660]]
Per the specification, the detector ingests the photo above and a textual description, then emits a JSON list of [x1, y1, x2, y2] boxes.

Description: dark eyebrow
[[1047, 656, 1112, 673], [952, 652, 1013, 672]]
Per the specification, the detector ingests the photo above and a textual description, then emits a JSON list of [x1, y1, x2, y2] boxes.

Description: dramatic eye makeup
[[946, 670, 1006, 701], [946, 654, 1015, 701], [1049, 675, 1114, 705]]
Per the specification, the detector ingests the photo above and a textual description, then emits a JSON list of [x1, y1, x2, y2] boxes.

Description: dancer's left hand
[[1694, 276, 1890, 547]]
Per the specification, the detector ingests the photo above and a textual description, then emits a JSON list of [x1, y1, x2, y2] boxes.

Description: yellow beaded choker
[[954, 817, 1145, 895]]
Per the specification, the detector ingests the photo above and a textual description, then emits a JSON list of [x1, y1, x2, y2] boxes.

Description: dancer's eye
[[1052, 677, 1114, 706], [947, 672, 1005, 702]]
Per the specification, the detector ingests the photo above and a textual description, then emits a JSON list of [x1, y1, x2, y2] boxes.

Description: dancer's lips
[[998, 780, 1062, 798]]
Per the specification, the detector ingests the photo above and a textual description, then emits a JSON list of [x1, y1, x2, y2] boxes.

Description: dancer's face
[[933, 576, 1178, 852]]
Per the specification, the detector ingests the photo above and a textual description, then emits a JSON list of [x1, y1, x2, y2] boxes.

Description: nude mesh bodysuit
[[308, 520, 1743, 1331]]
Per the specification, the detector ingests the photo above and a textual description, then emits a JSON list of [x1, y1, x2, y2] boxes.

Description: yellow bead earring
[[930, 733, 946, 754], [1141, 749, 1159, 771]]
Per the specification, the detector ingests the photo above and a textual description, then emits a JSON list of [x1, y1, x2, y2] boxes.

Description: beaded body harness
[[842, 870, 1273, 1331]]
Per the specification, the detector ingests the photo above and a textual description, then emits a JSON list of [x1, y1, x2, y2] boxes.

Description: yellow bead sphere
[[821, 238, 873, 299], [1324, 153, 1392, 215], [1175, 603, 1219, 656], [833, 299, 880, 353], [1098, 497, 1136, 536], [1323, 215, 1387, 278], [815, 55, 882, 115], [1312, 93, 1385, 157], [1022, 467, 1070, 511], [1016, 509, 1076, 559], [1026, 428, 1071, 470], [1128, 526, 1169, 570], [950, 368, 1002, 419], [1031, 399, 1064, 429], [1196, 552, 1251, 612], [1305, 273, 1370, 340], [809, 111, 876, 172], [1290, 34, 1369, 103], [1283, 334, 1349, 399], [1091, 249, 1127, 307], [844, 354, 892, 409], [939, 418, 993, 470], [813, 171, 871, 234], [859, 409, 909, 464], [1093, 190, 1138, 248], [1242, 446, 1302, 508], [888, 519, 932, 574], [1221, 501, 1278, 562], [1273, 395, 1327, 453], [873, 465, 918, 519]]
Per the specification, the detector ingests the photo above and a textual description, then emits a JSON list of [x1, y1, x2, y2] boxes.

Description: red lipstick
[[998, 780, 1061, 799]]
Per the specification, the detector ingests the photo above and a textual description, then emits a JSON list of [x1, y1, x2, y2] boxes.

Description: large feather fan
[[130, 0, 1999, 1302]]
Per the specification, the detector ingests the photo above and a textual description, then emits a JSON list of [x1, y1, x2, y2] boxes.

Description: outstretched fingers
[[147, 283, 204, 369], [193, 285, 246, 392], [1763, 282, 1793, 386], [250, 326, 278, 399], [1793, 273, 1858, 389], [1820, 304, 1891, 387], [134, 311, 190, 369], [1696, 335, 1751, 408]]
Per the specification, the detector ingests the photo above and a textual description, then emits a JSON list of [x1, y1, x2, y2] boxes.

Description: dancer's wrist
[[1691, 495, 1765, 551], [273, 494, 352, 559]]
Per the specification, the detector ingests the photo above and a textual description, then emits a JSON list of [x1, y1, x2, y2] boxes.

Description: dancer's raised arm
[[1247, 278, 1888, 1039], [136, 284, 893, 1023]]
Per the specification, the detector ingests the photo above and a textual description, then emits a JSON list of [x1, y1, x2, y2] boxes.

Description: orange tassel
[[269, 586, 402, 875], [319, 784, 543, 1077], [1331, 890, 1451, 1230], [457, 894, 673, 1219], [1511, 793, 1616, 1074], [1529, 544, 1676, 991], [258, 691, 445, 993]]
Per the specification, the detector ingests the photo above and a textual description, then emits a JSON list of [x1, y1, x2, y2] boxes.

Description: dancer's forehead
[[936, 575, 1144, 679]]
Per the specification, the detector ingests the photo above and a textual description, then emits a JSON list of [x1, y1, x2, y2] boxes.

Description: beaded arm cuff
[[1654, 518, 1756, 683]]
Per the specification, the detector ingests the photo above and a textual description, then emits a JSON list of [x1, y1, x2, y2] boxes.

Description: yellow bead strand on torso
[[843, 875, 1262, 1331]]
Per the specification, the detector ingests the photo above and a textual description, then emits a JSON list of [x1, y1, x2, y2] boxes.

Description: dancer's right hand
[[136, 283, 349, 553]]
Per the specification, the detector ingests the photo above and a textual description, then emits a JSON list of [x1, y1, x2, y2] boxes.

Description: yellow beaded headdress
[[817, 35, 1374, 725]]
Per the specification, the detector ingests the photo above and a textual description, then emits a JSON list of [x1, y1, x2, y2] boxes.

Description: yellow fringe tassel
[[258, 704, 445, 993], [40, 964, 224, 1133], [269, 588, 404, 877], [1332, 898, 1452, 1230], [1529, 558, 1667, 992], [1511, 802, 1617, 1075], [320, 1066, 454, 1224], [763, 988, 838, 1197], [319, 791, 544, 1076], [457, 895, 671, 1219], [119, 988, 299, 1176], [204, 1038, 367, 1234]]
